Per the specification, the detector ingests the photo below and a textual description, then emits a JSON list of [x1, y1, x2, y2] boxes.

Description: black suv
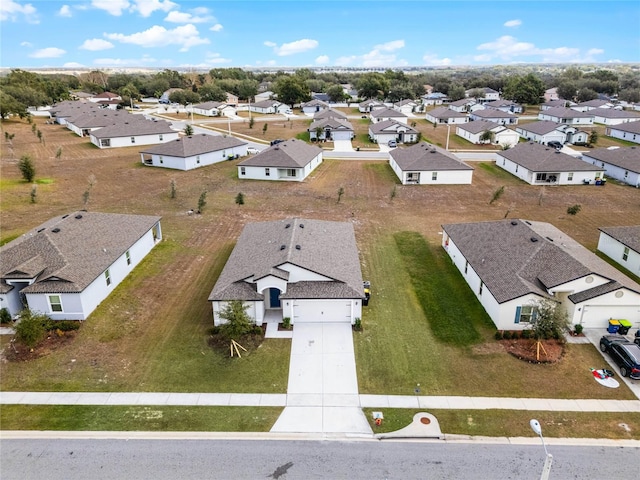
[[547, 141, 563, 149], [599, 336, 640, 379]]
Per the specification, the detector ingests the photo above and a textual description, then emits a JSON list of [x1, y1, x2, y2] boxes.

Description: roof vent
[[62, 214, 69, 219], [37, 228, 46, 233], [295, 245, 301, 250], [274, 146, 279, 150], [52, 228, 61, 233], [280, 245, 286, 250], [285, 223, 291, 229], [530, 237, 538, 242], [510, 221, 518, 226], [299, 223, 304, 228], [75, 214, 83, 219]]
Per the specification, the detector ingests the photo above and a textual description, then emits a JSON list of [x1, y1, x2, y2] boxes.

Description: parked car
[[635, 329, 640, 347], [599, 335, 640, 379], [547, 141, 563, 149], [246, 147, 260, 155], [388, 140, 397, 148], [270, 139, 284, 146]]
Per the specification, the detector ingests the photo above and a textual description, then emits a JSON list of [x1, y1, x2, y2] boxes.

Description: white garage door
[[293, 300, 352, 323], [332, 131, 352, 141], [580, 305, 640, 328]]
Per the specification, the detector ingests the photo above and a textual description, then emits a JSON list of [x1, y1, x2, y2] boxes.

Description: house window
[[131, 137, 136, 144], [567, 173, 573, 181], [536, 173, 547, 182], [478, 281, 484, 295], [126, 251, 131, 265], [432, 172, 438, 181], [515, 305, 537, 323], [464, 260, 468, 274], [265, 168, 270, 176], [624, 171, 629, 179], [105, 269, 111, 286], [240, 167, 246, 176], [48, 295, 63, 313], [196, 155, 200, 164], [159, 156, 163, 164], [100, 139, 111, 147], [623, 247, 629, 262], [159, 134, 163, 141], [287, 169, 297, 177]]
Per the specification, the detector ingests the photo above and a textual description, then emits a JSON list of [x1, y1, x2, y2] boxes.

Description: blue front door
[[269, 288, 281, 308]]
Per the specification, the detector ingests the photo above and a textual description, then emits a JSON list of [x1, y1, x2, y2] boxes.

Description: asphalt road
[[1, 438, 637, 480]]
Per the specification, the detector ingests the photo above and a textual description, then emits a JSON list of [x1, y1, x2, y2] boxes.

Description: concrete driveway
[[270, 323, 371, 435], [332, 139, 353, 152]]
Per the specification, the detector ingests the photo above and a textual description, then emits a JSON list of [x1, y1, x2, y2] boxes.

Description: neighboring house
[[580, 147, 640, 188], [448, 98, 476, 113], [359, 99, 385, 113], [311, 93, 331, 103], [456, 120, 519, 148], [0, 211, 162, 320], [139, 134, 248, 170], [393, 99, 419, 116], [159, 88, 182, 104], [389, 142, 473, 185], [571, 99, 614, 112], [208, 218, 365, 326], [589, 108, 640, 125], [483, 99, 523, 114], [369, 119, 419, 145], [421, 92, 448, 106], [544, 87, 559, 102], [89, 118, 179, 149], [49, 102, 101, 125], [442, 219, 640, 331], [308, 117, 354, 141], [254, 90, 275, 102], [301, 99, 329, 115], [371, 107, 408, 124], [65, 110, 126, 137], [516, 121, 588, 145], [89, 92, 121, 104], [466, 87, 500, 102], [496, 142, 604, 185], [313, 108, 347, 120], [225, 92, 239, 106], [250, 100, 291, 114], [540, 99, 573, 111], [597, 226, 640, 276], [237, 139, 323, 182], [192, 101, 236, 117], [605, 121, 640, 144], [469, 108, 518, 125], [425, 107, 468, 125], [538, 107, 594, 125]]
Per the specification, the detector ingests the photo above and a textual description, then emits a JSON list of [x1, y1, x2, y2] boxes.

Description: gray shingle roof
[[542, 107, 593, 119], [442, 219, 640, 304], [90, 117, 175, 139], [139, 134, 246, 157], [208, 218, 364, 301], [390, 142, 473, 172], [0, 212, 161, 294], [237, 139, 322, 168], [449, 98, 476, 107], [590, 108, 640, 119], [308, 117, 353, 132], [369, 119, 418, 135], [608, 121, 640, 135], [427, 107, 467, 119], [574, 99, 610, 108], [598, 225, 640, 253], [517, 120, 561, 135], [542, 99, 571, 108], [371, 107, 407, 119], [301, 99, 329, 108], [457, 120, 506, 135], [582, 147, 640, 174], [253, 99, 283, 108], [484, 100, 520, 108], [498, 142, 604, 173], [313, 108, 347, 120], [193, 101, 228, 110], [471, 109, 517, 119]]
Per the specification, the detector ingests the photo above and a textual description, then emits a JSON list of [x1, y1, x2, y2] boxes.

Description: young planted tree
[[235, 192, 245, 205], [479, 130, 495, 144], [248, 117, 255, 129], [82, 174, 97, 207], [183, 124, 194, 136], [30, 184, 37, 203], [390, 185, 397, 201], [218, 300, 254, 340], [489, 185, 505, 205], [262, 123, 268, 135], [55, 146, 63, 160], [567, 204, 581, 216], [197, 189, 207, 213], [36, 129, 43, 144], [588, 130, 598, 146], [18, 155, 35, 182], [170, 179, 177, 199], [337, 187, 345, 203]]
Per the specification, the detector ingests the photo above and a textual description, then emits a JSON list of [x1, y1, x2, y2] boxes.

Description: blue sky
[[1, 0, 638, 69]]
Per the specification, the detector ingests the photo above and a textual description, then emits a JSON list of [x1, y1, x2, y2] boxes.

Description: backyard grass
[[0, 405, 282, 432], [363, 409, 640, 439]]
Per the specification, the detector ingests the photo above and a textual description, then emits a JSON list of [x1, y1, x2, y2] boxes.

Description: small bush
[[567, 204, 581, 216], [0, 308, 12, 324], [14, 310, 49, 348], [282, 317, 291, 329], [53, 320, 81, 332], [510, 331, 520, 340], [494, 330, 503, 340], [208, 326, 220, 335], [574, 324, 584, 335], [502, 331, 512, 340], [521, 329, 532, 339], [354, 317, 362, 331], [489, 186, 505, 205]]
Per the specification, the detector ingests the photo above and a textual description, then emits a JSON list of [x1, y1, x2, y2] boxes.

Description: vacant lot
[[1, 117, 639, 399]]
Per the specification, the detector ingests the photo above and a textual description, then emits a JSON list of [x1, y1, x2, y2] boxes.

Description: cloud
[[587, 48, 604, 56], [474, 35, 604, 63], [422, 53, 452, 66], [210, 23, 223, 32], [315, 55, 330, 65], [58, 5, 72, 17], [265, 39, 318, 56], [91, 0, 129, 16], [504, 19, 521, 27], [335, 40, 407, 67], [165, 9, 212, 23], [63, 62, 86, 68], [180, 52, 232, 67], [93, 55, 157, 66], [80, 38, 114, 51], [20, 41, 32, 47], [1, 0, 38, 23], [105, 24, 209, 51], [29, 47, 66, 58], [132, 0, 177, 17]]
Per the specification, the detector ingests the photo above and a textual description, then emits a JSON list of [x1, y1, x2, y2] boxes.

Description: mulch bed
[[2, 331, 77, 362], [501, 338, 566, 364], [207, 326, 266, 355]]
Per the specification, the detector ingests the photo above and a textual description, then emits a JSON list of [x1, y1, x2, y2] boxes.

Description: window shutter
[[514, 306, 521, 324]]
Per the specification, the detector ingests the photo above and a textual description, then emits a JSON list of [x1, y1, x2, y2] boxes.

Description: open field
[[1, 116, 640, 403]]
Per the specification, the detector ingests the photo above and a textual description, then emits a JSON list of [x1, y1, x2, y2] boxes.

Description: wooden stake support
[[230, 339, 247, 358]]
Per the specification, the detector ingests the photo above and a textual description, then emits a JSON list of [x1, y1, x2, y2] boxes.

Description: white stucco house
[[393, 99, 419, 116], [300, 99, 329, 115], [516, 121, 589, 145], [544, 88, 559, 102], [496, 142, 604, 185], [571, 99, 614, 112], [469, 108, 519, 125], [540, 99, 573, 111], [237, 139, 323, 182], [139, 134, 248, 170], [308, 117, 354, 141], [371, 107, 408, 125], [313, 108, 347, 120], [426, 107, 468, 125], [483, 99, 523, 114], [192, 101, 236, 117], [580, 147, 640, 188], [456, 120, 519, 147], [421, 92, 448, 106], [369, 119, 419, 145], [442, 219, 640, 331], [89, 118, 179, 149], [597, 226, 640, 277], [538, 107, 594, 126], [250, 100, 291, 115], [605, 121, 640, 144], [0, 212, 162, 321], [65, 110, 127, 137], [208, 218, 365, 326], [466, 87, 500, 102], [389, 142, 473, 185], [358, 99, 385, 113], [448, 98, 477, 113], [589, 108, 640, 126]]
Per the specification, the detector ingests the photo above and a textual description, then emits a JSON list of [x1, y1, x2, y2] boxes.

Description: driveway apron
[[332, 139, 354, 152], [270, 323, 372, 434]]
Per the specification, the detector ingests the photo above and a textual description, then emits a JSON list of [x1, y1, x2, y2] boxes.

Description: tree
[[274, 76, 310, 106], [528, 298, 570, 341], [170, 179, 177, 199], [337, 187, 344, 203], [479, 130, 495, 144], [467, 88, 485, 100], [183, 124, 194, 136], [356, 72, 390, 100], [576, 88, 598, 103], [248, 117, 255, 129], [235, 192, 245, 205], [447, 83, 466, 102], [326, 84, 346, 103], [556, 82, 577, 101], [588, 130, 598, 146], [14, 309, 50, 348], [567, 204, 581, 216], [502, 73, 545, 105], [36, 129, 43, 144], [82, 174, 96, 208], [262, 123, 268, 135], [55, 147, 63, 160], [198, 83, 227, 102], [18, 155, 35, 182], [30, 184, 37, 203], [197, 189, 207, 213], [218, 300, 254, 340], [236, 79, 258, 101]]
